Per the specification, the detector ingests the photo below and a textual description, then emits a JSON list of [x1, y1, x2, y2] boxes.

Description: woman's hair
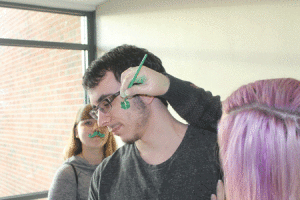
[[218, 78, 300, 200], [64, 104, 117, 160]]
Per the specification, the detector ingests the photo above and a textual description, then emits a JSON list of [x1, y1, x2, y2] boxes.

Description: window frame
[[0, 1, 95, 103], [0, 1, 95, 199]]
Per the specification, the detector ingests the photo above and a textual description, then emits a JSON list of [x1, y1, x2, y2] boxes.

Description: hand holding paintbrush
[[119, 54, 170, 109], [120, 54, 148, 109]]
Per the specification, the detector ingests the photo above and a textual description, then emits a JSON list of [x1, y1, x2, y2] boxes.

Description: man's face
[[88, 71, 150, 144]]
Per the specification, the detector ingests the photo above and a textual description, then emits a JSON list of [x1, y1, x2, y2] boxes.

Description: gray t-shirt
[[89, 125, 220, 200], [48, 155, 98, 200], [88, 73, 222, 200]]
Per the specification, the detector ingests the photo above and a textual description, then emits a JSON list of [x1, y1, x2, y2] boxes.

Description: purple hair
[[218, 78, 300, 200]]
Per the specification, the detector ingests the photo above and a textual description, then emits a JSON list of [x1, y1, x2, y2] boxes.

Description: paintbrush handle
[[128, 54, 148, 88]]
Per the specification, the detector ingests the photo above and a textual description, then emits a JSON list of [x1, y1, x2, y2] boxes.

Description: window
[[0, 2, 95, 199]]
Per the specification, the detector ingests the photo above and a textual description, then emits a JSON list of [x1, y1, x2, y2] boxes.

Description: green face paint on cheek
[[88, 131, 105, 138], [121, 98, 130, 109]]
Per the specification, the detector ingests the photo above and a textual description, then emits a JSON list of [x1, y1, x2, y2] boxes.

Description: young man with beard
[[83, 45, 222, 200]]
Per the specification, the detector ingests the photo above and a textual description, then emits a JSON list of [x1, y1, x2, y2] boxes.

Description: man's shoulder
[[187, 124, 217, 137], [183, 125, 218, 152]]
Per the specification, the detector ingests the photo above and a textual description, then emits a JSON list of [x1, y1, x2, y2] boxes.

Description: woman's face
[[76, 118, 109, 149]]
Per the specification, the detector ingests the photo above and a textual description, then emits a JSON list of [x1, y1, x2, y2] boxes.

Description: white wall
[[95, 0, 300, 140]]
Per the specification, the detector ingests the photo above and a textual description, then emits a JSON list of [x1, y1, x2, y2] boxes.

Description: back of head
[[218, 78, 300, 200]]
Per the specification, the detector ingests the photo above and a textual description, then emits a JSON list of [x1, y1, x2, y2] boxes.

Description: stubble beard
[[122, 96, 150, 144]]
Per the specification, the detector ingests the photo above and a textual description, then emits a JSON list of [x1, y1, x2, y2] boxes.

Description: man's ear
[[139, 95, 155, 105]]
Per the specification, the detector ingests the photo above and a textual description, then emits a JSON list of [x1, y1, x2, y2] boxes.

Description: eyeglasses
[[89, 91, 120, 120]]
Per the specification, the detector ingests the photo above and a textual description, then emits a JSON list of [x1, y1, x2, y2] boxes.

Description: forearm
[[160, 73, 222, 132]]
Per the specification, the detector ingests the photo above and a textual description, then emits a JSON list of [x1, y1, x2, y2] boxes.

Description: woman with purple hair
[[212, 78, 300, 200]]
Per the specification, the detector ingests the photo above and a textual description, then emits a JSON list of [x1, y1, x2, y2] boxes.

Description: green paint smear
[[121, 99, 130, 110], [135, 75, 146, 84], [88, 131, 105, 138]]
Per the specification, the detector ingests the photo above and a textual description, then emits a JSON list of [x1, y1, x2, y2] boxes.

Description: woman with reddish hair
[[214, 78, 300, 200], [49, 104, 117, 200]]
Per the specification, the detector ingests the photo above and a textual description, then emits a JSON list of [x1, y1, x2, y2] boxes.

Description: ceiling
[[0, 0, 108, 11]]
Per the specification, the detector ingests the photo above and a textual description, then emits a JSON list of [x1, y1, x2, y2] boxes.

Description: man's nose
[[97, 111, 111, 127]]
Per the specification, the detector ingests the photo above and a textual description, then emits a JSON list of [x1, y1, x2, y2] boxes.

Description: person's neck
[[80, 147, 104, 165], [135, 102, 188, 165]]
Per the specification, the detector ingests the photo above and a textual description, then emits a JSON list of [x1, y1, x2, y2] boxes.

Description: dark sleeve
[[160, 73, 222, 132]]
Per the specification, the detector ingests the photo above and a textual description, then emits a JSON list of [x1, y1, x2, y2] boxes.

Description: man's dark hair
[[83, 44, 168, 106]]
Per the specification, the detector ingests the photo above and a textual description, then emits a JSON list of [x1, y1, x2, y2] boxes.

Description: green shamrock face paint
[[88, 131, 105, 138], [121, 98, 130, 109]]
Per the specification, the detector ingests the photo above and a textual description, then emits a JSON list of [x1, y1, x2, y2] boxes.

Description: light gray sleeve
[[48, 164, 77, 200]]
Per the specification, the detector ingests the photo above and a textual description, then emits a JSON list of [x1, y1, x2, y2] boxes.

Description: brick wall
[[0, 7, 86, 197], [0, 7, 82, 43]]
